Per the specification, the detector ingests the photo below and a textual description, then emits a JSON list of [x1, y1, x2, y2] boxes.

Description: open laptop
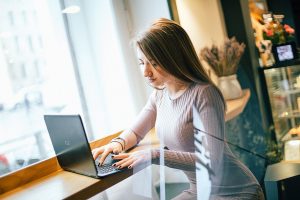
[[44, 114, 121, 178]]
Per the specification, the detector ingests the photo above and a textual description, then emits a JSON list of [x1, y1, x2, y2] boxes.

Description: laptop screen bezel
[[44, 114, 99, 178]]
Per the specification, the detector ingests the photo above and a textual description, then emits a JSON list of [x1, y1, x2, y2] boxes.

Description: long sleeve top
[[130, 83, 261, 197]]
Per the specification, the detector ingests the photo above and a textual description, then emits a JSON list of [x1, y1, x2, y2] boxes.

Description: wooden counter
[[225, 89, 250, 121], [0, 89, 250, 199], [0, 130, 159, 200]]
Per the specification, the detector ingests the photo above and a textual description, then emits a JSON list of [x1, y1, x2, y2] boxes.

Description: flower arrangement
[[262, 14, 295, 45], [200, 37, 246, 77]]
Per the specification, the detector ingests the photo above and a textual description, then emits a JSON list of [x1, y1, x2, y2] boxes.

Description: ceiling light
[[62, 5, 80, 14]]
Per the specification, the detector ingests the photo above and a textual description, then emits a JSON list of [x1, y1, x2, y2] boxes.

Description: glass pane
[[263, 65, 300, 161], [264, 66, 300, 141], [0, 0, 82, 176]]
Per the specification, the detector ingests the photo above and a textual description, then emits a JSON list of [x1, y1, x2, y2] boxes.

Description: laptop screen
[[44, 115, 98, 178]]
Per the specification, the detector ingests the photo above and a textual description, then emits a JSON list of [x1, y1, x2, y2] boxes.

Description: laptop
[[44, 114, 121, 178]]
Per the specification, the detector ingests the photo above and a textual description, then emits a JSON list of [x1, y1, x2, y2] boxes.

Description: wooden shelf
[[225, 89, 251, 121]]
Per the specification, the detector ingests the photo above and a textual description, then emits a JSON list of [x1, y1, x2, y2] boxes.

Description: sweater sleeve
[[193, 85, 225, 175], [152, 149, 196, 171], [129, 90, 158, 143], [151, 85, 225, 173]]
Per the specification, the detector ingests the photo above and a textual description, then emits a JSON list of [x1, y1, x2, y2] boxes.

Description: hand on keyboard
[[95, 153, 118, 166]]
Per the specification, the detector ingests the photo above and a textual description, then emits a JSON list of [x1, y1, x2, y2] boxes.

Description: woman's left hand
[[112, 149, 153, 169]]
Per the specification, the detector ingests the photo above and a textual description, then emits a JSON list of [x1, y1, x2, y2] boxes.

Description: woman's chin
[[149, 82, 164, 89]]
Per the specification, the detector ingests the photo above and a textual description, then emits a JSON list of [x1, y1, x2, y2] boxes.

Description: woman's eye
[[151, 63, 157, 67]]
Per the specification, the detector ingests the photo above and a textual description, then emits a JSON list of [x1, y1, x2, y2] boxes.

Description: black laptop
[[44, 114, 121, 178]]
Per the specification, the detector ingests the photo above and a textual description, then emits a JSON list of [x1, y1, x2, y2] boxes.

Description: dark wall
[[220, 0, 272, 132], [220, 0, 268, 184], [267, 0, 299, 46], [290, 0, 300, 46]]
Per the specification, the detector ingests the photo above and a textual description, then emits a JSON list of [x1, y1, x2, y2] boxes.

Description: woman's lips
[[148, 78, 155, 83]]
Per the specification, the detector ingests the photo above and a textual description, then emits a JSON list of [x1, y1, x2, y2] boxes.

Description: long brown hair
[[135, 18, 213, 85]]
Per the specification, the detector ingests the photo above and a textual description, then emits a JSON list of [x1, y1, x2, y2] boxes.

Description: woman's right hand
[[92, 142, 123, 165]]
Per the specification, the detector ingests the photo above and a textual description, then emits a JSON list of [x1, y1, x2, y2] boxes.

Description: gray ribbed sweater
[[130, 83, 263, 198]]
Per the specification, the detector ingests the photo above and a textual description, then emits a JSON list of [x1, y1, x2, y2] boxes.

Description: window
[[61, 0, 147, 139], [0, 0, 82, 176], [0, 0, 147, 177]]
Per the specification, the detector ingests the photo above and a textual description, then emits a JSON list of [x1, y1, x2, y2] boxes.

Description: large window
[[0, 0, 149, 177], [0, 0, 83, 176]]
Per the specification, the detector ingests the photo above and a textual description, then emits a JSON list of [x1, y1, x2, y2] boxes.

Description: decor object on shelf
[[284, 139, 300, 161], [262, 14, 295, 45], [283, 127, 300, 161], [262, 14, 298, 63], [272, 41, 298, 63], [200, 37, 245, 100], [217, 75, 242, 100], [256, 40, 275, 67], [295, 76, 300, 89], [287, 126, 300, 137], [254, 13, 297, 67]]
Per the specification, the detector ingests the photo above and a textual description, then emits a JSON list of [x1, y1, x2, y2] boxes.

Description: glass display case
[[261, 64, 300, 160]]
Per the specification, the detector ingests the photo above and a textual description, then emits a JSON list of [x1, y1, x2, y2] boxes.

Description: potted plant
[[200, 37, 246, 100]]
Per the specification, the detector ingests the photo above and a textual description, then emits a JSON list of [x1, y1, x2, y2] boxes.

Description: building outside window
[[0, 0, 83, 176], [0, 0, 145, 178]]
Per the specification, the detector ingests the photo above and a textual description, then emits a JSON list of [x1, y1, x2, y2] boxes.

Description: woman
[[92, 18, 264, 200]]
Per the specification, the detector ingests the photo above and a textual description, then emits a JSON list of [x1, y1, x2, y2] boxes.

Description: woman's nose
[[143, 66, 152, 77]]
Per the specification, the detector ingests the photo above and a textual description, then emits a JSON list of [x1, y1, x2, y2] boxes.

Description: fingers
[[99, 149, 112, 166], [128, 160, 140, 169], [110, 142, 123, 154], [92, 147, 104, 160], [112, 148, 120, 154], [92, 142, 122, 162], [112, 153, 129, 160], [113, 157, 135, 169]]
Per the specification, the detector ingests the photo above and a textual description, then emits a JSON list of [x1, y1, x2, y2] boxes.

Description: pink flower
[[284, 24, 295, 34], [266, 29, 274, 37], [286, 28, 295, 34]]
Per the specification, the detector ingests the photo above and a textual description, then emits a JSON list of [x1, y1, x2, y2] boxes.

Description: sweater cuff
[[151, 148, 160, 164]]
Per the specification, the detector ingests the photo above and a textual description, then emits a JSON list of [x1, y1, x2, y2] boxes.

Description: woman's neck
[[166, 81, 191, 100]]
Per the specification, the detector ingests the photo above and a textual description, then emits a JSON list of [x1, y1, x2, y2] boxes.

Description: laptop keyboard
[[95, 153, 121, 176], [96, 164, 119, 174]]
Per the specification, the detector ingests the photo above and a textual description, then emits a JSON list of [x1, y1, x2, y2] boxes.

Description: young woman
[[92, 18, 264, 200]]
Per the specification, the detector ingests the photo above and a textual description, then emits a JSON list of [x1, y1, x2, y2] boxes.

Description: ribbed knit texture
[[130, 83, 263, 199]]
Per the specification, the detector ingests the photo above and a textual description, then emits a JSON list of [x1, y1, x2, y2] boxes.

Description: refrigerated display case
[[260, 64, 300, 160]]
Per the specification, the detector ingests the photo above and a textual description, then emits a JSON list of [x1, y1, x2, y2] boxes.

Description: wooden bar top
[[0, 90, 249, 199], [0, 130, 159, 200]]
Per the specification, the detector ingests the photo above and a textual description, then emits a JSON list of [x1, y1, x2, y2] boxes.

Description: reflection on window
[[0, 0, 82, 176], [7, 11, 14, 26], [14, 36, 19, 52]]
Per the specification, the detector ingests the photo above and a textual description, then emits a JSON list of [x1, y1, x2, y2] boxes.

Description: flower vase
[[218, 74, 242, 100]]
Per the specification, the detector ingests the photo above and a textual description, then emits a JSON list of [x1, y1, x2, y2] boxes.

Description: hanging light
[[62, 5, 80, 14]]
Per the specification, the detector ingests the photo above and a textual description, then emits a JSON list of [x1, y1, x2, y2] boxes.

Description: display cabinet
[[261, 64, 300, 160]]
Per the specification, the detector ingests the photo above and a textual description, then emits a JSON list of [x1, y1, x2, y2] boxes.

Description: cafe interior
[[0, 0, 300, 199]]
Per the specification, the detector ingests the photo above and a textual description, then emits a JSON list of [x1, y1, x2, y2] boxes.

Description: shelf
[[274, 88, 300, 95], [225, 89, 250, 121], [281, 132, 300, 142], [259, 59, 300, 70], [278, 110, 300, 119]]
